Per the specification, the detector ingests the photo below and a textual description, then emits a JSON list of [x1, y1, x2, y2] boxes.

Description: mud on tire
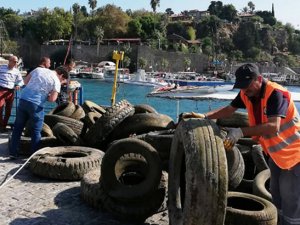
[[29, 146, 104, 180]]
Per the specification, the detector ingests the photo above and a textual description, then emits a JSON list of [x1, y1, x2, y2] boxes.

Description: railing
[[9, 86, 84, 127]]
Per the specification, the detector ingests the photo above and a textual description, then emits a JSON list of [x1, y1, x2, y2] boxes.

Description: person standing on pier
[[0, 55, 24, 132], [183, 63, 300, 225], [9, 66, 69, 159], [56, 58, 76, 105]]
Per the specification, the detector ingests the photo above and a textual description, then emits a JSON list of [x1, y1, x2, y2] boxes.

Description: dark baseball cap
[[234, 63, 260, 89]]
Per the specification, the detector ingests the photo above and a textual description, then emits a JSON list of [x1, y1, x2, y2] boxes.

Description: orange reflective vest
[[240, 81, 300, 169]]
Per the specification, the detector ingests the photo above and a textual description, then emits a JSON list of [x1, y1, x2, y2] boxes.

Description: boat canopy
[[98, 61, 116, 67]]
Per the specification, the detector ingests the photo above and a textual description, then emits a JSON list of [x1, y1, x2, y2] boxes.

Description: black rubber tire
[[109, 113, 176, 140], [81, 169, 167, 223], [253, 169, 272, 202], [134, 104, 158, 114], [135, 129, 175, 161], [168, 118, 228, 225], [70, 105, 86, 120], [8, 135, 59, 156], [234, 144, 256, 194], [29, 146, 104, 180], [251, 144, 269, 172], [82, 100, 106, 114], [84, 100, 135, 147], [217, 111, 249, 128], [44, 114, 84, 136], [101, 138, 162, 202], [52, 123, 79, 146], [225, 191, 277, 225], [227, 146, 245, 190], [83, 111, 102, 129], [49, 102, 76, 117]]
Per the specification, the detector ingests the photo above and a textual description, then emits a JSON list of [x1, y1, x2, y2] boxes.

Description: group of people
[[1, 55, 299, 224], [0, 55, 74, 159]]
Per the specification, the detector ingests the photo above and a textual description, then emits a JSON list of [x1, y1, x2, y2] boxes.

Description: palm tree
[[72, 3, 80, 40], [88, 0, 97, 15], [150, 0, 160, 13], [248, 1, 255, 14], [94, 26, 104, 56]]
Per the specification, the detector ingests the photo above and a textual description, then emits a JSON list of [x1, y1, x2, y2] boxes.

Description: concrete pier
[[0, 131, 168, 225]]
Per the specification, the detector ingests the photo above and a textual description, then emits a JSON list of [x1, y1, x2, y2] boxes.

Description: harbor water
[[75, 78, 300, 121]]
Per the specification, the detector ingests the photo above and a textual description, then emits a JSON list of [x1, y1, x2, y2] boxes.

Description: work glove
[[181, 112, 207, 119], [223, 127, 244, 151]]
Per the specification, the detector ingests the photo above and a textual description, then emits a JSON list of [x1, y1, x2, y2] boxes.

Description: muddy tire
[[134, 104, 158, 114], [217, 111, 249, 128], [48, 102, 76, 117], [227, 146, 245, 190], [82, 100, 106, 114], [168, 118, 228, 225], [225, 191, 277, 225], [70, 105, 86, 120], [84, 100, 134, 147], [101, 138, 162, 201], [135, 129, 175, 161], [84, 111, 102, 129], [52, 123, 80, 146], [109, 113, 175, 140], [29, 146, 104, 180], [44, 114, 84, 136], [253, 169, 272, 202]]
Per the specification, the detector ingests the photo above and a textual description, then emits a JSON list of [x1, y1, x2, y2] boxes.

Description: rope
[[0, 148, 49, 190]]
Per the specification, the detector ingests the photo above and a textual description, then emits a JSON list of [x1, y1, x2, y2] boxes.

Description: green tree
[[150, 0, 160, 13], [165, 8, 174, 15], [255, 10, 276, 26], [72, 3, 81, 40], [138, 57, 147, 69], [220, 4, 237, 22], [2, 13, 22, 38], [88, 0, 97, 16], [248, 1, 255, 13], [93, 4, 130, 38], [207, 1, 223, 17], [186, 26, 196, 40], [94, 25, 104, 56], [127, 19, 143, 37]]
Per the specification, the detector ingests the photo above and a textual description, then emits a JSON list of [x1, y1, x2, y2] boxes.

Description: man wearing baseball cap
[[183, 63, 300, 225]]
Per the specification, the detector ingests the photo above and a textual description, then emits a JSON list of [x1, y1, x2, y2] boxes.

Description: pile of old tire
[[29, 146, 104, 181], [168, 118, 228, 225], [80, 138, 167, 223]]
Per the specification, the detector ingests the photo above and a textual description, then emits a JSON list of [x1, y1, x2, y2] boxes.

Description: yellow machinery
[[111, 50, 124, 106]]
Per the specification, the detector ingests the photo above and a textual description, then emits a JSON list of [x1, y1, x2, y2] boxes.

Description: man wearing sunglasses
[[0, 55, 24, 132]]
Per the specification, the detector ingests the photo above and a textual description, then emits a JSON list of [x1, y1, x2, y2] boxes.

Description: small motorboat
[[147, 84, 234, 99]]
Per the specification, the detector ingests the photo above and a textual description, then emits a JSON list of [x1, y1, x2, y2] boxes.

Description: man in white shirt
[[0, 55, 24, 132], [9, 66, 69, 159]]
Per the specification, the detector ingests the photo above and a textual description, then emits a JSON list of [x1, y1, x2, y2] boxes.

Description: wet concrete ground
[[0, 131, 168, 225]]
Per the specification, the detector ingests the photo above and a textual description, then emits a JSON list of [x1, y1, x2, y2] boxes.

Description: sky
[[1, 0, 299, 27]]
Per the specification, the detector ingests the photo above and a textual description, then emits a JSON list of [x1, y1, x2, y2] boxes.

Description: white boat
[[124, 69, 168, 87], [104, 67, 130, 82], [147, 84, 234, 99]]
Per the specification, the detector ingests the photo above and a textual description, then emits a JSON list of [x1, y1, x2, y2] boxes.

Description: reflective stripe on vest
[[240, 81, 300, 169]]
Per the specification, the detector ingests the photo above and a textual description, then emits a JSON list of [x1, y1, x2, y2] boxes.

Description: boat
[[103, 67, 130, 82], [164, 71, 235, 87], [147, 84, 234, 99], [124, 69, 168, 87]]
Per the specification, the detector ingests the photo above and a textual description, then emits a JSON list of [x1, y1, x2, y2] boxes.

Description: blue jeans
[[9, 99, 44, 156], [269, 158, 300, 225]]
